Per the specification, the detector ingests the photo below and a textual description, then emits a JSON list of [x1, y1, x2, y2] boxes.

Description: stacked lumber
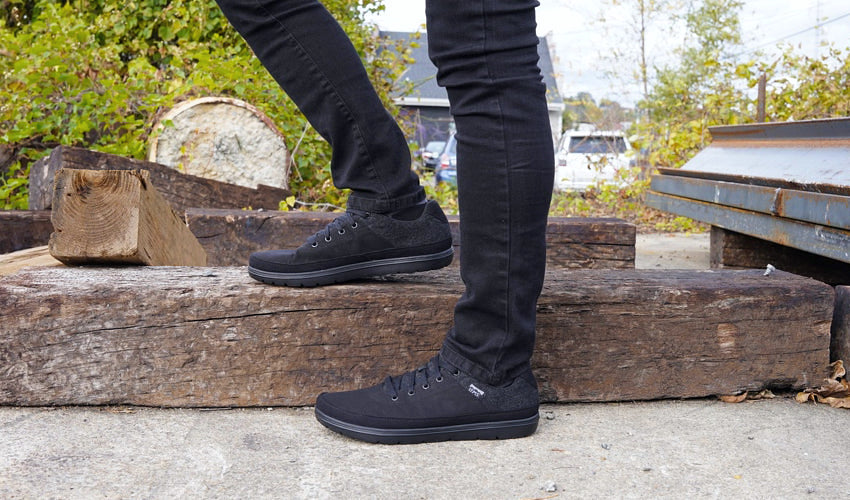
[[2, 208, 635, 270], [0, 144, 840, 409], [0, 267, 833, 407], [1, 146, 636, 270]]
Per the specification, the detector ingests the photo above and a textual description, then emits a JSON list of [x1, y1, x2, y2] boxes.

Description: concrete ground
[[3, 232, 848, 499], [635, 232, 711, 270]]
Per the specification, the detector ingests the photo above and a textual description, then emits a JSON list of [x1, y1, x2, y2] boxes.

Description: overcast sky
[[370, 0, 850, 106]]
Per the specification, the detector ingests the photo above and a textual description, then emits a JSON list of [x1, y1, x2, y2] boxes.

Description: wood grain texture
[[48, 169, 207, 266], [0, 246, 61, 277], [0, 210, 53, 254], [832, 286, 850, 364], [28, 146, 290, 211], [185, 209, 636, 269], [710, 226, 850, 286], [0, 267, 832, 407]]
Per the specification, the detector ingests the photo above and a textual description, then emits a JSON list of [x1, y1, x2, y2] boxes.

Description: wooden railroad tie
[[833, 286, 850, 365], [0, 209, 637, 270], [184, 209, 636, 269], [0, 267, 833, 407]]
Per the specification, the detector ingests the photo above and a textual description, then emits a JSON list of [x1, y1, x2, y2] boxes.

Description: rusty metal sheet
[[646, 191, 850, 264], [651, 175, 850, 230], [711, 117, 850, 140], [659, 118, 850, 196]]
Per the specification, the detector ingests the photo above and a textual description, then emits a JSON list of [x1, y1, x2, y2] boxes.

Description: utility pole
[[757, 73, 766, 122], [815, 0, 822, 56]]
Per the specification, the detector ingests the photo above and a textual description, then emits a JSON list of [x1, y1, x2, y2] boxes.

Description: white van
[[554, 130, 632, 191]]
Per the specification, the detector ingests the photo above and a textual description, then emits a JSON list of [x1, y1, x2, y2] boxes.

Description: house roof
[[380, 31, 563, 109]]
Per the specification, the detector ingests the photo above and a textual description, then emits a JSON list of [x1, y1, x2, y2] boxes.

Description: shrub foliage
[[0, 0, 411, 209]]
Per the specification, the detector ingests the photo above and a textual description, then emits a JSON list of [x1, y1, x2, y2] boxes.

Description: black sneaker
[[248, 200, 453, 287], [314, 356, 540, 444]]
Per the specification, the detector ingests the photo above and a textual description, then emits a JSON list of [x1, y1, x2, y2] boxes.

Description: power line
[[736, 10, 850, 56]]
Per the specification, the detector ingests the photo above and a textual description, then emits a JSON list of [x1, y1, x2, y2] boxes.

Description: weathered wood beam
[[832, 286, 850, 364], [185, 209, 636, 269], [0, 267, 832, 407], [0, 210, 53, 254], [0, 207, 636, 270], [49, 169, 207, 266], [29, 146, 290, 212], [0, 246, 60, 277], [710, 226, 850, 286]]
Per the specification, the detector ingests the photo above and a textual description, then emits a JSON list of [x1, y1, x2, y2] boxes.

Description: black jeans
[[216, 0, 554, 385]]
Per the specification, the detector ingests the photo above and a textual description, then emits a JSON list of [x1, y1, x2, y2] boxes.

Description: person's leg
[[215, 0, 421, 211], [314, 0, 554, 443], [215, 0, 453, 286], [431, 0, 554, 386]]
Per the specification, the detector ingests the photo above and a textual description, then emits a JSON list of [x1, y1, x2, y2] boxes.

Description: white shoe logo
[[468, 384, 485, 399]]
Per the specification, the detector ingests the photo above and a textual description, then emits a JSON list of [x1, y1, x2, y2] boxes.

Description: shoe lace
[[383, 356, 455, 401], [307, 211, 365, 247]]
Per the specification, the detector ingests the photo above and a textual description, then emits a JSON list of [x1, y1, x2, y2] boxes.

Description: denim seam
[[250, 0, 390, 202]]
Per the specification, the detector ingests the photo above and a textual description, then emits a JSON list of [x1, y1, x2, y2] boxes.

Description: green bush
[[0, 0, 409, 210]]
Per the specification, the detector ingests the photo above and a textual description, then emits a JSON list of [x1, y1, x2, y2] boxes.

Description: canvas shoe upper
[[248, 200, 453, 286], [314, 355, 540, 444]]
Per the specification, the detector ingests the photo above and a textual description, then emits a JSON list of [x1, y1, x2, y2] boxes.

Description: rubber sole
[[314, 408, 539, 444], [248, 248, 454, 287]]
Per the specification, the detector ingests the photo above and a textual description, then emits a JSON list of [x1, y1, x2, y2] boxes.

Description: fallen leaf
[[106, 407, 137, 414], [796, 360, 849, 409], [830, 360, 846, 380], [795, 392, 813, 404], [719, 392, 748, 403], [818, 396, 850, 409], [720, 389, 777, 403], [749, 389, 775, 400]]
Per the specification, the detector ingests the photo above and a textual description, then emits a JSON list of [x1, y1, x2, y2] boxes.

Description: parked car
[[435, 134, 457, 186], [554, 130, 632, 191], [418, 140, 446, 171]]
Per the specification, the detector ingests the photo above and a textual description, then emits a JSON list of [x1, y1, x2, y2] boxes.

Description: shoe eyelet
[[391, 395, 398, 401], [422, 384, 430, 390], [338, 228, 345, 235], [452, 370, 460, 377], [311, 242, 318, 248], [407, 390, 415, 396], [435, 376, 443, 383], [324, 236, 332, 242], [351, 222, 358, 229]]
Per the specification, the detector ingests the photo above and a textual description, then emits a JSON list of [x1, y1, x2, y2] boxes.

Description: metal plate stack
[[646, 118, 850, 264]]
